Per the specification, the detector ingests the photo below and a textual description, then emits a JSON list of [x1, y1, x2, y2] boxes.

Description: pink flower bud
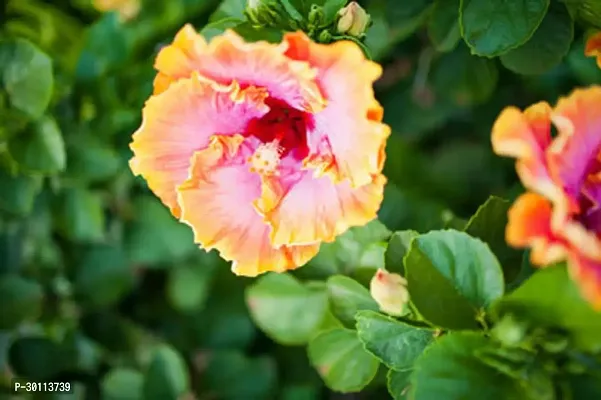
[[337, 2, 370, 37], [370, 269, 409, 317]]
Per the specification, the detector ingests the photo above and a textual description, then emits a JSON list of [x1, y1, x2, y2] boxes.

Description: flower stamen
[[248, 140, 283, 176]]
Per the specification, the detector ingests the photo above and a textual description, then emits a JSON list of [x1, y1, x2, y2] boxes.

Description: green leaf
[[76, 14, 128, 81], [0, 274, 43, 329], [54, 188, 105, 243], [0, 38, 53, 118], [428, 0, 462, 52], [102, 368, 144, 400], [405, 230, 505, 330], [167, 263, 214, 313], [356, 310, 434, 370], [432, 45, 499, 106], [204, 351, 277, 399], [492, 265, 601, 352], [0, 168, 42, 216], [246, 273, 329, 345], [74, 245, 135, 308], [308, 328, 379, 393], [463, 196, 524, 283], [326, 275, 379, 327], [142, 344, 189, 400], [9, 116, 65, 174], [209, 0, 247, 21], [280, 0, 304, 21], [459, 0, 550, 56], [200, 17, 244, 40], [564, 0, 601, 28], [124, 196, 196, 266], [410, 332, 529, 399], [322, 0, 349, 24], [384, 230, 418, 276], [9, 337, 70, 380], [304, 220, 390, 278], [500, 2, 574, 75], [387, 369, 412, 400]]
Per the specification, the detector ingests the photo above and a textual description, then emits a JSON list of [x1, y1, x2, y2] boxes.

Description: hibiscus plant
[[0, 0, 600, 399]]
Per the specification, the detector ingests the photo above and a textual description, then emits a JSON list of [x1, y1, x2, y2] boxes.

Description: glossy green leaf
[[142, 344, 190, 400], [405, 230, 505, 330], [384, 230, 418, 276], [74, 245, 134, 308], [326, 275, 379, 327], [387, 369, 412, 400], [102, 368, 143, 400], [54, 188, 105, 243], [9, 116, 65, 174], [0, 38, 53, 118], [0, 275, 43, 329], [500, 2, 574, 75], [308, 328, 379, 393], [124, 196, 196, 266], [246, 273, 329, 345], [492, 265, 601, 352], [356, 311, 434, 370], [0, 168, 42, 216], [459, 0, 550, 56], [410, 332, 528, 399], [428, 0, 461, 52], [463, 196, 524, 283]]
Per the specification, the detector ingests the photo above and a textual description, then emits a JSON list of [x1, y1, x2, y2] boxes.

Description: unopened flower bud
[[337, 2, 370, 37], [370, 269, 409, 317], [245, 0, 285, 28], [308, 5, 324, 27]]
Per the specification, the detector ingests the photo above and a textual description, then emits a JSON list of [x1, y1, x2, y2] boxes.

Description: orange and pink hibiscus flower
[[492, 86, 601, 310], [129, 25, 390, 277]]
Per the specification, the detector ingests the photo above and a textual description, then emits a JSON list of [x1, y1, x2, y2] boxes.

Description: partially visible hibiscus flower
[[492, 86, 601, 309], [585, 32, 601, 69], [129, 25, 390, 276]]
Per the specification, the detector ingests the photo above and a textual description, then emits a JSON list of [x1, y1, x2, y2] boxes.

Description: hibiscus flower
[[129, 25, 390, 276], [492, 86, 601, 309]]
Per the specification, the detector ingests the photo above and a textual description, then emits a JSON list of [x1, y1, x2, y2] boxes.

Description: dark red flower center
[[244, 99, 312, 159]]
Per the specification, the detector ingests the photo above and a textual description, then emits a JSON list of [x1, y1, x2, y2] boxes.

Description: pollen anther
[[248, 140, 283, 176]]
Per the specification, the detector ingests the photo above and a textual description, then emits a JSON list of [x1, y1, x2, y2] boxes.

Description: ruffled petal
[[283, 32, 391, 187], [585, 32, 601, 69], [258, 169, 386, 247], [548, 86, 601, 203], [568, 252, 601, 310], [506, 193, 567, 265], [491, 102, 561, 201], [153, 25, 325, 112], [177, 135, 320, 276], [129, 75, 269, 217]]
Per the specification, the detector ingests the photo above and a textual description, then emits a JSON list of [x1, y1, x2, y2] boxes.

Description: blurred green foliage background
[[0, 0, 600, 399]]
